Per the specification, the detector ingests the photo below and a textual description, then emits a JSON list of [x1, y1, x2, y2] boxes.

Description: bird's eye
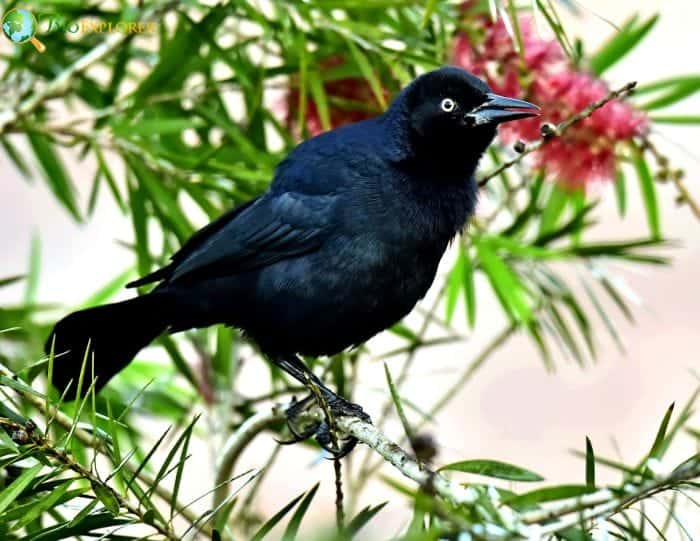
[[440, 98, 456, 113]]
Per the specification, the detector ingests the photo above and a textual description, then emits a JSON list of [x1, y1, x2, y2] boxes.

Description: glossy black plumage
[[46, 66, 539, 397]]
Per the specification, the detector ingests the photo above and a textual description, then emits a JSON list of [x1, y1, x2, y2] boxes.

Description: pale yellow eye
[[440, 98, 456, 112]]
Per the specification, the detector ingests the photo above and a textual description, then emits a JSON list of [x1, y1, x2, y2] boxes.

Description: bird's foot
[[279, 395, 321, 444], [282, 392, 371, 458], [315, 394, 371, 458]]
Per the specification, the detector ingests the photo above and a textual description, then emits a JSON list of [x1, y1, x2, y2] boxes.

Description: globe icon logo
[[2, 8, 46, 53]]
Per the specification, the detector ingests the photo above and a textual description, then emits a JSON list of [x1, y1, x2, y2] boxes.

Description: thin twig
[[0, 361, 203, 531], [0, 417, 179, 540], [640, 135, 700, 220], [425, 324, 517, 419], [213, 407, 283, 513], [304, 376, 347, 532], [334, 457, 346, 533], [538, 459, 700, 535], [351, 287, 447, 502], [352, 323, 517, 496], [478, 81, 639, 187], [336, 416, 478, 506]]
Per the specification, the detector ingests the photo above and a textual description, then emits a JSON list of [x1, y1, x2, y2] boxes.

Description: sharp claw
[[284, 394, 321, 443], [286, 419, 320, 441], [281, 391, 371, 458], [328, 439, 358, 459]]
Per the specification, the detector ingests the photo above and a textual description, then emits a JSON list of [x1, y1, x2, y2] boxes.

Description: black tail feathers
[[45, 294, 168, 397]]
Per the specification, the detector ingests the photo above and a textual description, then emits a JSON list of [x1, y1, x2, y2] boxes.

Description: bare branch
[[0, 360, 204, 531], [479, 81, 639, 187], [337, 416, 478, 505]]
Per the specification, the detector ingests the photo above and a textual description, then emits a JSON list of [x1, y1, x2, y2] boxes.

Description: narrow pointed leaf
[[439, 459, 544, 482]]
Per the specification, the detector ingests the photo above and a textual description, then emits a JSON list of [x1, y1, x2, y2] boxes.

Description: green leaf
[[462, 247, 476, 328], [648, 402, 674, 460], [127, 177, 151, 279], [486, 234, 565, 260], [546, 304, 584, 365], [633, 152, 660, 239], [125, 425, 171, 492], [0, 463, 43, 514], [476, 238, 533, 322], [134, 14, 197, 100], [504, 484, 593, 507], [93, 144, 125, 211], [439, 459, 544, 482], [0, 375, 46, 399], [250, 491, 305, 541], [635, 75, 700, 94], [585, 436, 596, 488], [651, 115, 700, 124], [27, 133, 81, 222], [539, 184, 569, 236], [127, 156, 192, 242], [0, 275, 24, 289], [2, 138, 32, 179], [421, 0, 439, 28], [281, 483, 319, 541], [90, 481, 120, 515], [24, 233, 41, 306], [113, 118, 205, 137], [389, 323, 419, 343], [12, 483, 83, 528], [30, 509, 128, 541], [346, 502, 387, 538], [445, 246, 465, 324], [345, 39, 386, 109], [526, 320, 553, 370], [557, 527, 595, 541], [640, 77, 700, 110], [384, 363, 414, 442], [308, 70, 331, 132], [590, 14, 659, 76], [581, 279, 624, 353], [444, 243, 477, 325], [614, 169, 627, 218], [159, 335, 199, 389], [534, 0, 576, 61], [166, 416, 199, 516]]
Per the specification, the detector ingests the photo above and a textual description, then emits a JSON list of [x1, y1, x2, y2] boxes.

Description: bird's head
[[390, 66, 539, 175]]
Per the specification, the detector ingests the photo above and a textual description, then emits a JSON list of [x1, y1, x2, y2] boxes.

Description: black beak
[[464, 93, 540, 126]]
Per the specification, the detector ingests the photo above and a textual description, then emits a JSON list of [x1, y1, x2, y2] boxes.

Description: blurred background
[[1, 0, 699, 538]]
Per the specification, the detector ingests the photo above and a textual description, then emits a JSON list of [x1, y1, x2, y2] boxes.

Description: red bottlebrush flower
[[285, 56, 388, 137], [452, 13, 647, 189]]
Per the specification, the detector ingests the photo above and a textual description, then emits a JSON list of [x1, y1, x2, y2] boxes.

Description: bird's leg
[[272, 356, 371, 457]]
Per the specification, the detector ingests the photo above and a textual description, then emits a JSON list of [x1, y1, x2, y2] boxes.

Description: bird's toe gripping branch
[[278, 394, 322, 444], [281, 390, 372, 458], [273, 355, 372, 457], [314, 393, 372, 458]]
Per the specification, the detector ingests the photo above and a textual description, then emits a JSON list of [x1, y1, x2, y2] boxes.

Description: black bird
[[45, 66, 538, 456]]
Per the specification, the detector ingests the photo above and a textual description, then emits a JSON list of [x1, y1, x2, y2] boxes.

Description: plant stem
[[479, 81, 638, 187], [0, 361, 204, 532]]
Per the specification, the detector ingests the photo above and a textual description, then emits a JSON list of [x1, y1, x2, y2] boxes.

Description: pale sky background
[[1, 0, 699, 538]]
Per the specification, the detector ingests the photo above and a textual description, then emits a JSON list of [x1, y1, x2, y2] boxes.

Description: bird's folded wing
[[164, 191, 332, 283]]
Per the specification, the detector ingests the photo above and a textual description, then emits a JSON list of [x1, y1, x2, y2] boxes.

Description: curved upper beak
[[464, 93, 540, 126]]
